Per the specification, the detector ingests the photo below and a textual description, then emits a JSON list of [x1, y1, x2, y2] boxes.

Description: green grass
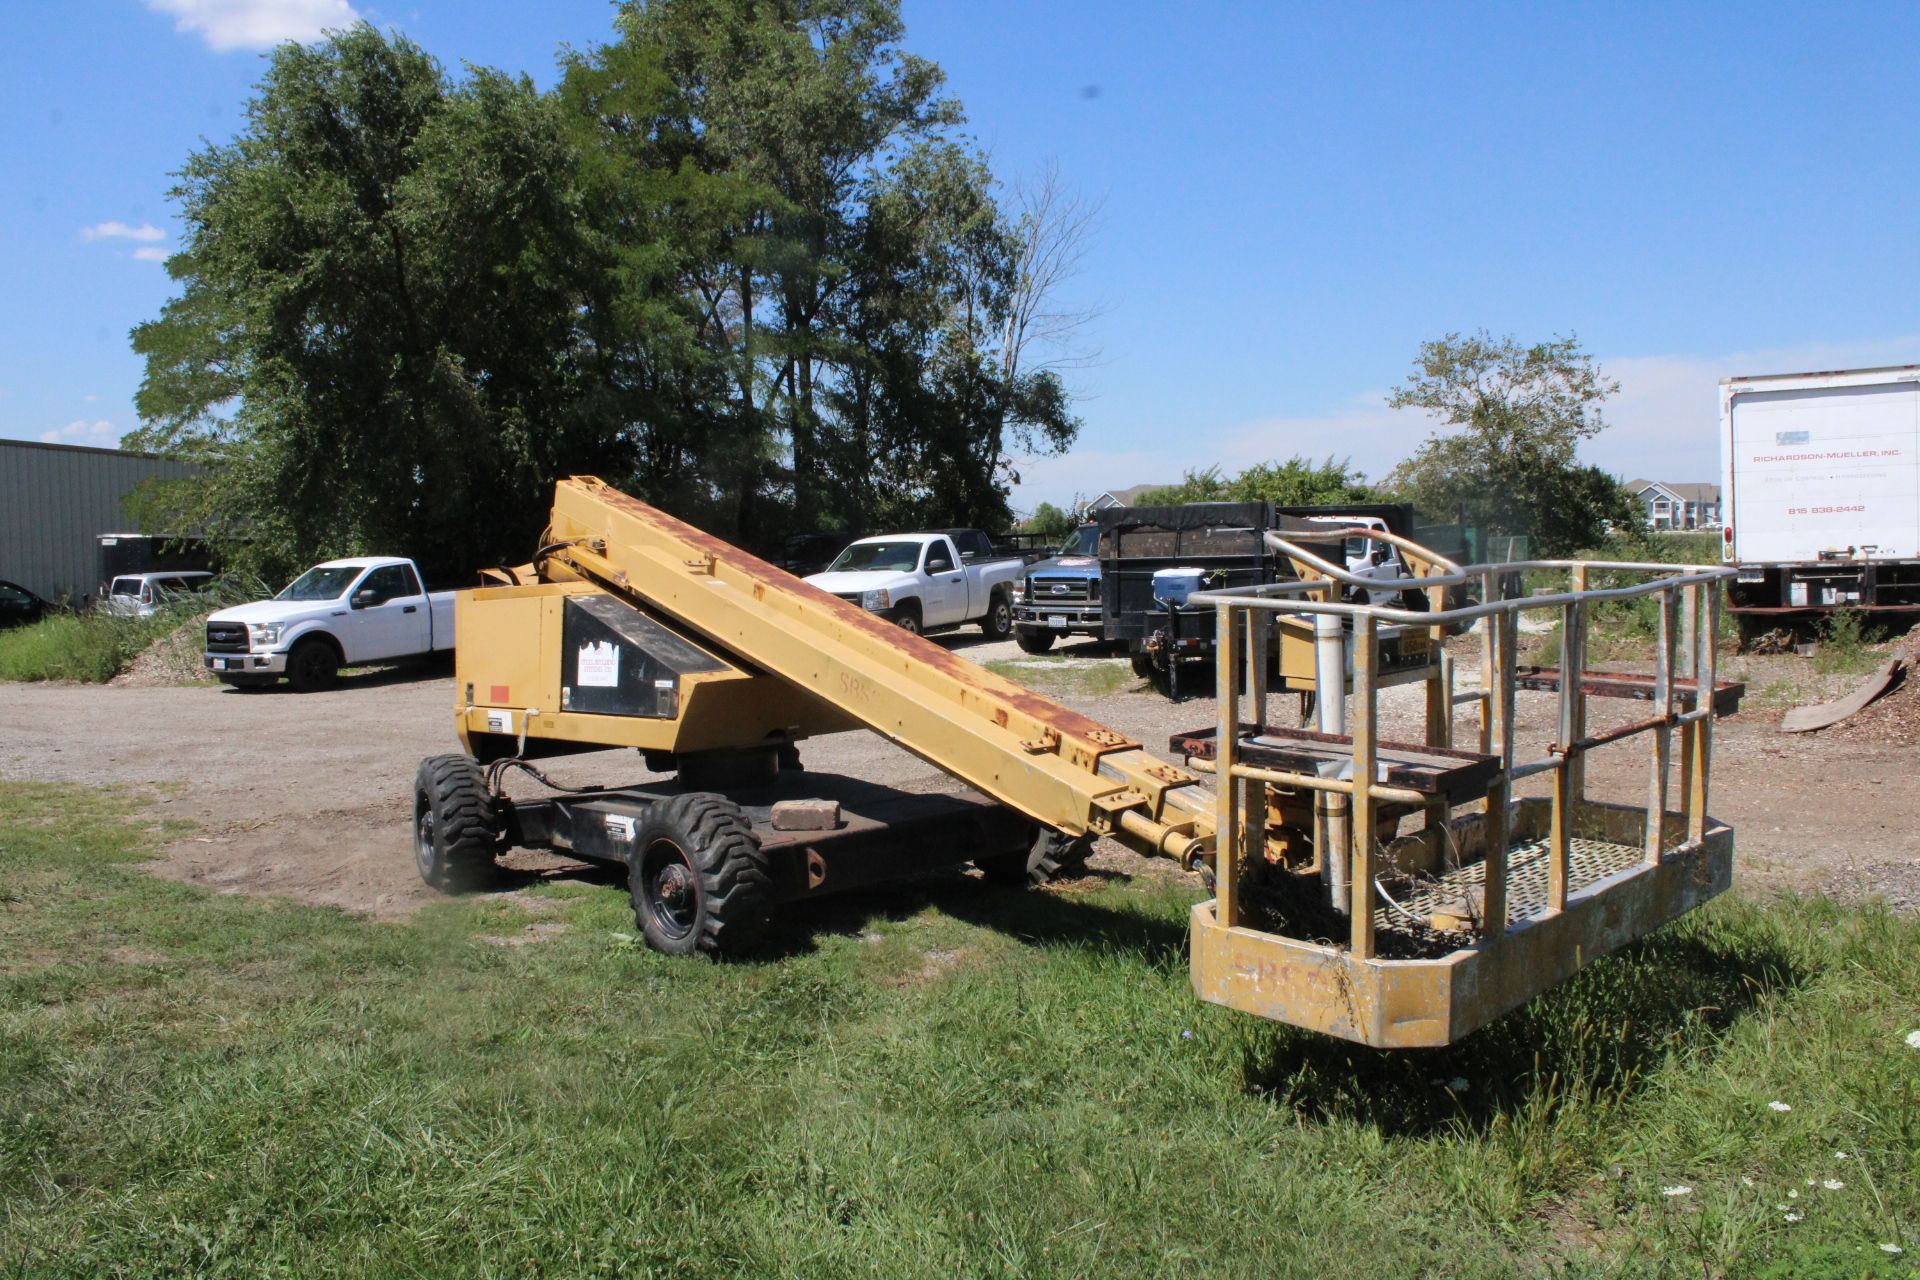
[[987, 655, 1135, 698], [0, 610, 192, 683], [0, 576, 271, 684], [2, 784, 1916, 1278]]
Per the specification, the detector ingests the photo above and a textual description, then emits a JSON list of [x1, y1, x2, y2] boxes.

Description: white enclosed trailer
[[1720, 364, 1920, 634]]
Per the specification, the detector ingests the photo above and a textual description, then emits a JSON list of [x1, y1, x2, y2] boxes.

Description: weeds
[[0, 573, 266, 683], [1814, 609, 1874, 677], [986, 655, 1134, 698]]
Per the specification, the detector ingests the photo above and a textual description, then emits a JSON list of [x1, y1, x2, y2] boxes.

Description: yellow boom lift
[[416, 477, 1737, 1047]]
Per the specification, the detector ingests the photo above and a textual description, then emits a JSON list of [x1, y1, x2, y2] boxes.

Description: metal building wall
[[0, 440, 203, 606]]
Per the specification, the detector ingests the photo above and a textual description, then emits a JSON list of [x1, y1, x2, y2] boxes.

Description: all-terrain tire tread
[[647, 793, 771, 956]]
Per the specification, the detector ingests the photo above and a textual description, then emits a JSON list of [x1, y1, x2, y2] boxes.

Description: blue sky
[[4, 1, 1917, 513]]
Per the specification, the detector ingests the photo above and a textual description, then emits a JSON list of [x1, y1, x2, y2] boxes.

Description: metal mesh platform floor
[[1376, 834, 1647, 936]]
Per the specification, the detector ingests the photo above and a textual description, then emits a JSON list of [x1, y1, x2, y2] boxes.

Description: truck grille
[[205, 621, 249, 653], [1029, 575, 1096, 604], [832, 593, 862, 606]]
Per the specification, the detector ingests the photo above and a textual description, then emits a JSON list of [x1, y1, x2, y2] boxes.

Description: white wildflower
[[1789, 1189, 1799, 1198], [1768, 1100, 1792, 1112], [1448, 1077, 1471, 1092], [1880, 1243, 1904, 1255], [1822, 1179, 1844, 1191], [1906, 1029, 1920, 1050], [1775, 1204, 1790, 1211], [1783, 1211, 1803, 1223], [1740, 1176, 1756, 1188], [1662, 1185, 1692, 1198], [1834, 1150, 1850, 1159]]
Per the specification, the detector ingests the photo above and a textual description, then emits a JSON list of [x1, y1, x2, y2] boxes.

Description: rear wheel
[[413, 755, 502, 891], [630, 793, 772, 957], [981, 594, 1014, 639], [1015, 628, 1055, 655], [1128, 648, 1156, 679], [977, 828, 1094, 887], [286, 639, 339, 693]]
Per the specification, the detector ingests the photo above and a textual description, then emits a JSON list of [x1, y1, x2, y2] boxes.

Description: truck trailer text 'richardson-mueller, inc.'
[[1720, 364, 1920, 633]]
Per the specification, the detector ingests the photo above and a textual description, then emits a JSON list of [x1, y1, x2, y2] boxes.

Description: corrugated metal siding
[[0, 441, 204, 606]]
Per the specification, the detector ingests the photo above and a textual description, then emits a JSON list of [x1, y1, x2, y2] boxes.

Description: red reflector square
[[490, 685, 510, 703]]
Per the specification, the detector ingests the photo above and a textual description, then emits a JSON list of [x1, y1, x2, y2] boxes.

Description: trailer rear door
[[1728, 380, 1920, 562]]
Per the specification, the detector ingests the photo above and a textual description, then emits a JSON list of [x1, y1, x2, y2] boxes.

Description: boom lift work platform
[[415, 478, 1738, 1048]]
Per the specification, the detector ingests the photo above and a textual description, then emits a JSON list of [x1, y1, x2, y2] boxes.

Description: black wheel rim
[[298, 648, 326, 683], [414, 798, 436, 877], [641, 839, 699, 939]]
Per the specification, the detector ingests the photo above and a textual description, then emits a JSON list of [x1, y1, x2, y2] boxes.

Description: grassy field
[[2, 784, 1916, 1278]]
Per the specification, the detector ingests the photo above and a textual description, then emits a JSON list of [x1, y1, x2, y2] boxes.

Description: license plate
[[212, 658, 230, 670], [1047, 615, 1067, 628], [1736, 566, 1765, 583]]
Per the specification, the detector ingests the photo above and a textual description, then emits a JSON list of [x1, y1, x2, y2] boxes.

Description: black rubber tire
[[890, 603, 922, 636], [1128, 649, 1155, 679], [286, 638, 339, 693], [413, 754, 502, 891], [629, 792, 772, 958], [977, 828, 1094, 887], [981, 594, 1014, 639], [1014, 628, 1055, 655]]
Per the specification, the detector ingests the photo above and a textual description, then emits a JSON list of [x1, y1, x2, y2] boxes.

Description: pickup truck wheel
[[1014, 629, 1055, 655], [286, 639, 339, 693], [978, 828, 1093, 887], [981, 594, 1013, 640], [630, 793, 771, 957], [889, 603, 922, 636], [413, 754, 502, 891]]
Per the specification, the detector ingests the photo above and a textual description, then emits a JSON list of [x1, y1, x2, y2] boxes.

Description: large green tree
[[129, 26, 624, 581], [1384, 331, 1637, 555], [564, 0, 1078, 536]]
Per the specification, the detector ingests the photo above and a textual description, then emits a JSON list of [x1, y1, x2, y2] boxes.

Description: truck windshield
[[277, 566, 362, 601], [1061, 525, 1097, 556], [827, 541, 924, 573]]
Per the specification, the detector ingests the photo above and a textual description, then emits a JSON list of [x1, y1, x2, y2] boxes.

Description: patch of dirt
[[0, 628, 1915, 928], [110, 622, 216, 689], [477, 921, 570, 947]]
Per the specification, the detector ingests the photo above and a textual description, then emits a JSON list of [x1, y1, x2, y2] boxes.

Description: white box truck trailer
[[1720, 364, 1920, 637]]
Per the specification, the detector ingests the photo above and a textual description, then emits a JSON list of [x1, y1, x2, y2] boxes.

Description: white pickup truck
[[202, 557, 457, 692], [805, 529, 1024, 638]]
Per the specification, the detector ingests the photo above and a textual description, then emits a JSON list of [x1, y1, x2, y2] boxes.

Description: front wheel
[[413, 754, 502, 891], [1015, 629, 1056, 655], [286, 639, 339, 693], [978, 828, 1094, 887], [889, 603, 922, 636], [630, 793, 772, 957], [981, 594, 1013, 639]]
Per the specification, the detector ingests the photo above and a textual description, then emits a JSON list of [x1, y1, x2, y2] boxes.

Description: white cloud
[[80, 221, 165, 243], [131, 246, 170, 262], [1011, 335, 1920, 512], [147, 0, 360, 52], [39, 419, 120, 447]]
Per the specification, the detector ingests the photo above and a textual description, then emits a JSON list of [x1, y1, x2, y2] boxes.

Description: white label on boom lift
[[578, 640, 621, 687]]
